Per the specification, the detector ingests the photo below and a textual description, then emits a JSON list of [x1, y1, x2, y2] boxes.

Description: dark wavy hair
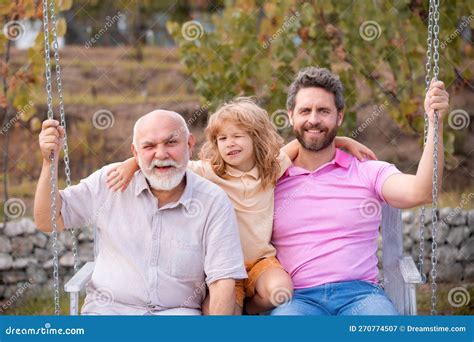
[[287, 67, 345, 112]]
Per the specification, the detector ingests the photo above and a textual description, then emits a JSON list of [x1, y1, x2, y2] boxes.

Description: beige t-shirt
[[188, 150, 292, 262]]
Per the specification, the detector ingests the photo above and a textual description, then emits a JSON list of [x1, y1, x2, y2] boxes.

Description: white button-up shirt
[[60, 166, 246, 315]]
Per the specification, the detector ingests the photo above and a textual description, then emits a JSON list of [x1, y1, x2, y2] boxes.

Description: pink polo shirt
[[272, 149, 401, 289]]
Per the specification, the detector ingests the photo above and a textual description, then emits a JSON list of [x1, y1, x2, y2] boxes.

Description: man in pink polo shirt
[[271, 67, 449, 315]]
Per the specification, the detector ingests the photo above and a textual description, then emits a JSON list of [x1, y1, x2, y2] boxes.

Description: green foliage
[[168, 0, 472, 151]]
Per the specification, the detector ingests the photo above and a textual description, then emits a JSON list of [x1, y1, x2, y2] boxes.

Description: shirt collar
[[285, 148, 351, 177], [135, 169, 195, 211], [225, 164, 259, 179]]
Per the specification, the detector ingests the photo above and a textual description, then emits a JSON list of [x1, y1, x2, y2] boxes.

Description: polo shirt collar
[[225, 164, 259, 179], [287, 148, 351, 176]]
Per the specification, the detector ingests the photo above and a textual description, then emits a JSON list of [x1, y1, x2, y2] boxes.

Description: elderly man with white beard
[[34, 110, 247, 315]]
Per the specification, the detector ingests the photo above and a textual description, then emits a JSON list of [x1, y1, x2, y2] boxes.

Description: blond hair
[[200, 97, 284, 189]]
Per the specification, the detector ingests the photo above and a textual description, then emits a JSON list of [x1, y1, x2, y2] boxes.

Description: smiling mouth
[[305, 129, 325, 134], [153, 165, 174, 172], [227, 150, 241, 156]]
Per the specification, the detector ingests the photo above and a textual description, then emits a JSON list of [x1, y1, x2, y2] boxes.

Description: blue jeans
[[270, 280, 399, 315]]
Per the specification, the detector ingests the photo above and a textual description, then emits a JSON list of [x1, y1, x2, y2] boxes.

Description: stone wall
[[0, 208, 473, 306], [0, 218, 94, 309], [395, 208, 474, 282]]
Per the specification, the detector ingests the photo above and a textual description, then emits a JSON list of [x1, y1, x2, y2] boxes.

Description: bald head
[[133, 110, 189, 147]]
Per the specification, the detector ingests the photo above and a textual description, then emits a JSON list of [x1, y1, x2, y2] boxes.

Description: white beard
[[138, 154, 188, 191]]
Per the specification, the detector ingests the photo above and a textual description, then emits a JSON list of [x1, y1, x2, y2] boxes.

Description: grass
[[1, 289, 85, 315], [2, 284, 472, 315]]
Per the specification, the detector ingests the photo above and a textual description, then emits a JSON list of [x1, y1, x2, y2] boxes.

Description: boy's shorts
[[235, 256, 284, 307]]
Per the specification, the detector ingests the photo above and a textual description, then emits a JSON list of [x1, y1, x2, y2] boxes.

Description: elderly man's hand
[[424, 80, 449, 123], [39, 119, 64, 161]]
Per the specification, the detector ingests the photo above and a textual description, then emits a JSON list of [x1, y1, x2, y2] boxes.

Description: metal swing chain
[[47, 0, 79, 275], [42, 0, 80, 314], [420, 0, 440, 315], [430, 0, 441, 316], [418, 0, 435, 285], [41, 0, 60, 315]]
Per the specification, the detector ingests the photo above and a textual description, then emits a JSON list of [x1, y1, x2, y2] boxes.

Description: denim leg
[[334, 281, 399, 316], [270, 288, 331, 316]]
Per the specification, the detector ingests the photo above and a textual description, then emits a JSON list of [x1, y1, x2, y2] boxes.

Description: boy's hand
[[106, 162, 134, 192]]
